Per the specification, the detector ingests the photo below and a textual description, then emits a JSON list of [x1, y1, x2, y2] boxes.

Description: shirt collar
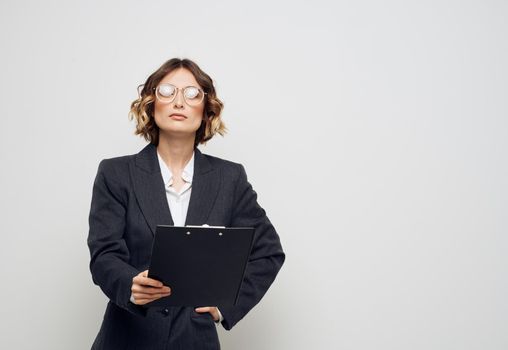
[[157, 150, 195, 187]]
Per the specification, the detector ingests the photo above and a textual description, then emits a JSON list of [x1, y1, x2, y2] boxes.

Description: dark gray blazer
[[87, 143, 285, 350]]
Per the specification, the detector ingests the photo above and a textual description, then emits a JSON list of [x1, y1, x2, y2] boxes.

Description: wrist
[[215, 308, 223, 323]]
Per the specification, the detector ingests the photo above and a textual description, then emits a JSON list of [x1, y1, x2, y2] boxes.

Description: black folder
[[147, 225, 254, 307]]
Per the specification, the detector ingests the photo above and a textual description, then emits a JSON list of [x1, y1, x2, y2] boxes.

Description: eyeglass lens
[[156, 84, 204, 105]]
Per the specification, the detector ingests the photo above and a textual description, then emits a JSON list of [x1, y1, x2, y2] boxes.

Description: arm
[[87, 159, 146, 316], [219, 164, 286, 330]]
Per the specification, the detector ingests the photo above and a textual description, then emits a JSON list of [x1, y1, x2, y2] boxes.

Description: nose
[[173, 89, 185, 108]]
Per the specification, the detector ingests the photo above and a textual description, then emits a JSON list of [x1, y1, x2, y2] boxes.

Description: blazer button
[[162, 308, 170, 316]]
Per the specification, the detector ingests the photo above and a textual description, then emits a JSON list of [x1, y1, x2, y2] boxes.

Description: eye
[[184, 87, 200, 99], [158, 84, 175, 97]]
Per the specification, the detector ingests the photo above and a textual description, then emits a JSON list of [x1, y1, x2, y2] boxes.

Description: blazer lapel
[[185, 148, 221, 226], [131, 143, 173, 236], [130, 143, 220, 236]]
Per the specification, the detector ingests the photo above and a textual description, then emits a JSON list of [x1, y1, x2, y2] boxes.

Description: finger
[[134, 270, 162, 287], [133, 289, 171, 297], [132, 285, 171, 294], [133, 298, 154, 305], [133, 289, 171, 304], [133, 286, 171, 295], [133, 276, 165, 288], [133, 292, 170, 300], [194, 307, 210, 313], [195, 306, 219, 321], [133, 276, 163, 287]]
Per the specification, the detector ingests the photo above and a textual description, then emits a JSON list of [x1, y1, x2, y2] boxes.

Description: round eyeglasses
[[154, 83, 206, 106]]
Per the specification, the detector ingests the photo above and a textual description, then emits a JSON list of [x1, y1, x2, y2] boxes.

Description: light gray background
[[0, 0, 507, 349]]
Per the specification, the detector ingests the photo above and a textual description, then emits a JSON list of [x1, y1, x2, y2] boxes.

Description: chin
[[160, 128, 199, 138]]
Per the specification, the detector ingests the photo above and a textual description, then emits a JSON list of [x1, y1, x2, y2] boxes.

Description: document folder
[[147, 225, 254, 307]]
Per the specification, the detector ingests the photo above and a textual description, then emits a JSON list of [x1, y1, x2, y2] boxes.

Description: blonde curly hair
[[128, 58, 227, 146]]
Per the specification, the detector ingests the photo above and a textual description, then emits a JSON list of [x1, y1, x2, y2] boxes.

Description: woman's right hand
[[131, 270, 171, 305]]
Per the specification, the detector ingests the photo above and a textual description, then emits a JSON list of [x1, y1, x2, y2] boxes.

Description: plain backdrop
[[0, 0, 507, 349]]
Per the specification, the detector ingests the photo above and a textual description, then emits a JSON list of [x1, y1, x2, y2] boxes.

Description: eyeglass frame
[[150, 83, 207, 106]]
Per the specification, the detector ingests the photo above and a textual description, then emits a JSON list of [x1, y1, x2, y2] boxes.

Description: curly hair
[[128, 58, 227, 147]]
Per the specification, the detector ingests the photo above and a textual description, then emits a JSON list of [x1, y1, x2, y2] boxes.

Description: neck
[[156, 133, 196, 172]]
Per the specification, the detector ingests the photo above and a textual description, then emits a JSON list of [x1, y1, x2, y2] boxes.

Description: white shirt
[[157, 150, 194, 226], [130, 150, 223, 323]]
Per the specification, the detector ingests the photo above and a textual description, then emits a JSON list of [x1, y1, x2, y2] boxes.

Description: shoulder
[[93, 153, 137, 188], [200, 151, 246, 178], [199, 151, 252, 194], [97, 154, 133, 175]]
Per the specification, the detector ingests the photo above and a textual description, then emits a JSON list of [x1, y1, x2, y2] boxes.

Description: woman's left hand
[[195, 306, 220, 321]]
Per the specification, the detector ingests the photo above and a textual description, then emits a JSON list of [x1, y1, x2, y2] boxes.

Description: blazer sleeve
[[219, 164, 285, 330], [87, 159, 147, 317]]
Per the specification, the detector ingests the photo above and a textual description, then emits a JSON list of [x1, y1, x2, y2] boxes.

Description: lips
[[169, 113, 187, 120]]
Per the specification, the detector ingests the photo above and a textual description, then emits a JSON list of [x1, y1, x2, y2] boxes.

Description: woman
[[87, 58, 285, 349]]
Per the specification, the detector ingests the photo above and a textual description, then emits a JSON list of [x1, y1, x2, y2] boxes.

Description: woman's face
[[153, 68, 205, 140]]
